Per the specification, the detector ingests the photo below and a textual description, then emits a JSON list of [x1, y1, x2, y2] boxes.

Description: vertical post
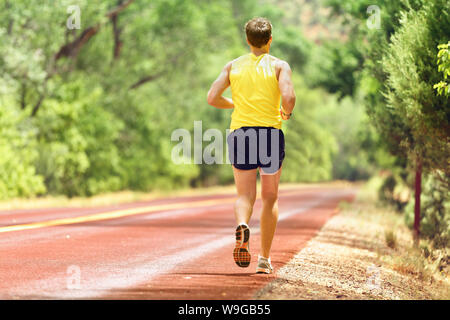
[[413, 156, 422, 244]]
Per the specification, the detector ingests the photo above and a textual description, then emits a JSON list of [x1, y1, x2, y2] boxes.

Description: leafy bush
[[34, 81, 124, 197], [0, 102, 45, 199]]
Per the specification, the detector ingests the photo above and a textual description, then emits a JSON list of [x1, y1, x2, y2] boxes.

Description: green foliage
[[0, 101, 45, 199], [317, 95, 377, 180], [382, 0, 450, 174], [281, 77, 337, 182], [0, 0, 235, 197], [322, 0, 428, 160], [434, 42, 450, 97], [2, 0, 444, 202], [322, 0, 449, 245], [282, 117, 336, 182], [271, 26, 311, 73], [306, 40, 363, 98], [378, 172, 410, 211], [405, 174, 450, 248], [34, 80, 123, 197], [282, 75, 380, 182]]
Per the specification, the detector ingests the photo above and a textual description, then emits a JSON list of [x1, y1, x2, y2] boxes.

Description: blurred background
[[0, 0, 448, 247]]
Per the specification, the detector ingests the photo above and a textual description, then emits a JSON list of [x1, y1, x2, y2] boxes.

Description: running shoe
[[256, 255, 273, 274], [233, 223, 251, 267]]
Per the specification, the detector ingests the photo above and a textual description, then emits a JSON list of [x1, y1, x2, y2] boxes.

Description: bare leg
[[259, 167, 282, 258], [232, 166, 257, 225]]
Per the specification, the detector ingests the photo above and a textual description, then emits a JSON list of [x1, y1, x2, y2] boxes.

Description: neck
[[250, 46, 269, 56]]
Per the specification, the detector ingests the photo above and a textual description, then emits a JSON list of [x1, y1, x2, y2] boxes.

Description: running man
[[207, 17, 296, 274]]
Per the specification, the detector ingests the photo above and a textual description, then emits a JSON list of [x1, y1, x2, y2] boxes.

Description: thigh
[[260, 167, 282, 199], [232, 166, 258, 199]]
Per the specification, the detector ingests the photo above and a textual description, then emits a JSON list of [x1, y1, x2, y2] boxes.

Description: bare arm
[[277, 61, 296, 119], [207, 62, 234, 109]]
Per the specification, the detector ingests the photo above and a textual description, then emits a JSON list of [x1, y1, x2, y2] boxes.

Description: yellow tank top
[[229, 53, 282, 131]]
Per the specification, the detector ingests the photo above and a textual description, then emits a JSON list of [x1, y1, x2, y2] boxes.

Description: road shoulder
[[255, 184, 450, 300]]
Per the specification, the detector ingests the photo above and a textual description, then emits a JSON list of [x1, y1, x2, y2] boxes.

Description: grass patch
[[384, 229, 397, 249], [339, 176, 450, 299]]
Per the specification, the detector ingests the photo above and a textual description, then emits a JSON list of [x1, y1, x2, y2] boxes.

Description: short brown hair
[[245, 17, 272, 48]]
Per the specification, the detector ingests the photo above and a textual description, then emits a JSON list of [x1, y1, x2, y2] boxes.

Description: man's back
[[229, 53, 282, 130]]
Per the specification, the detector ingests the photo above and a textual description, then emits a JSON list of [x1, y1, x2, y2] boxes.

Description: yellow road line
[[0, 189, 307, 234], [0, 197, 237, 234]]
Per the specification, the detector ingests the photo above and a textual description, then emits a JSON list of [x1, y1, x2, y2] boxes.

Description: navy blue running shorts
[[227, 126, 285, 174]]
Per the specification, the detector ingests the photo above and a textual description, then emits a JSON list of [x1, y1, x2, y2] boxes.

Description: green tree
[[382, 0, 450, 239], [0, 0, 241, 196]]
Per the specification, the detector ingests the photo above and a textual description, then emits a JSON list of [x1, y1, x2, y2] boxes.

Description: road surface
[[0, 185, 356, 299]]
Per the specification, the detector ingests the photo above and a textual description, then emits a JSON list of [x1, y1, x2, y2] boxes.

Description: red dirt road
[[0, 186, 356, 299]]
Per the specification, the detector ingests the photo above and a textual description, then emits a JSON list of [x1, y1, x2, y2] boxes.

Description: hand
[[280, 107, 292, 120]]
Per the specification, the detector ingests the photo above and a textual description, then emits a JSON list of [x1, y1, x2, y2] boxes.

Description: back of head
[[245, 17, 272, 48]]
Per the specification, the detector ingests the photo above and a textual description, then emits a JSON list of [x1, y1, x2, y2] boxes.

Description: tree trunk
[[54, 0, 134, 61], [111, 14, 122, 60], [413, 156, 422, 244], [112, 0, 124, 61]]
